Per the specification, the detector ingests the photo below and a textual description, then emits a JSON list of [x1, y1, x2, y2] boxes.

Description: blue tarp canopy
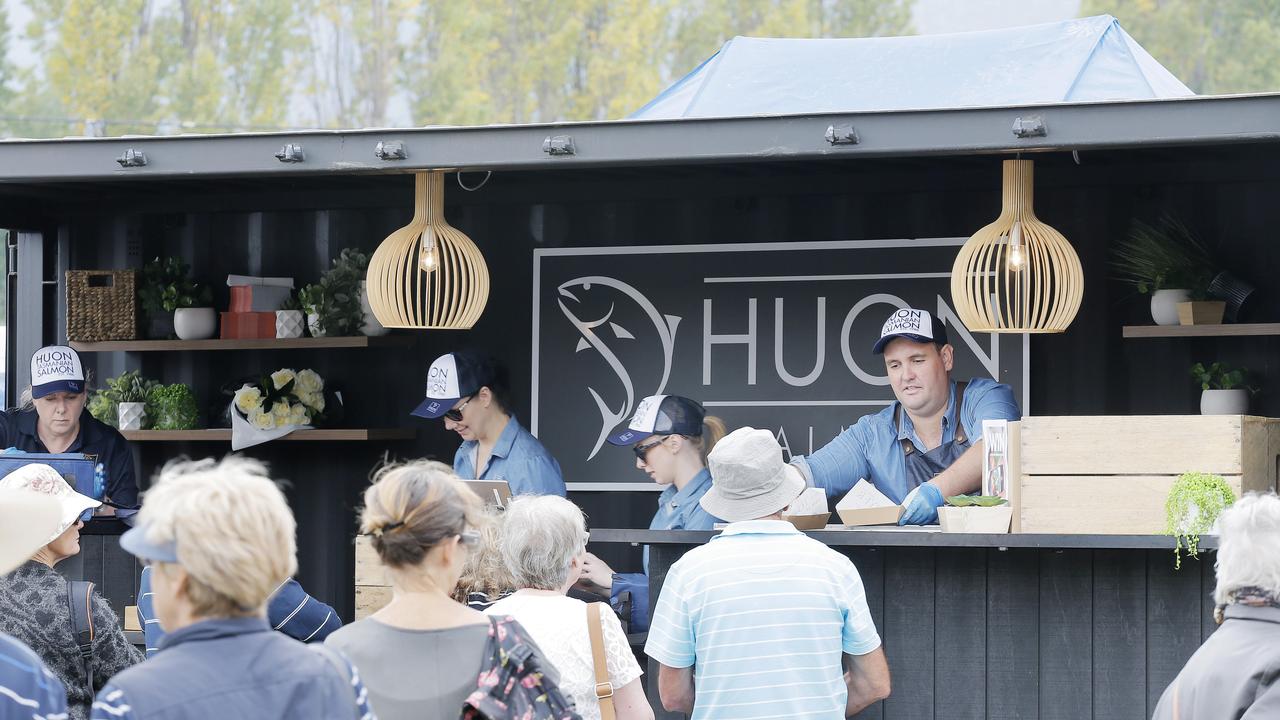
[[633, 15, 1192, 119]]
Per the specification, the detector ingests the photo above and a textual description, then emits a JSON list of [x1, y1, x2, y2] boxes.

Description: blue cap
[[410, 351, 495, 419], [120, 522, 179, 563], [871, 308, 949, 354], [607, 395, 706, 446]]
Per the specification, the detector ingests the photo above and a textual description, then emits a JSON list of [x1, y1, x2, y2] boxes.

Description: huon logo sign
[[533, 239, 1028, 490]]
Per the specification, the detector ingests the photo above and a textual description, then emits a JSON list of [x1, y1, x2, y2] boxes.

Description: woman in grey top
[[327, 460, 571, 719], [0, 464, 142, 720]]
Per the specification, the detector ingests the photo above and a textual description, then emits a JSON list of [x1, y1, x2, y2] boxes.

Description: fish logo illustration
[[557, 276, 681, 460]]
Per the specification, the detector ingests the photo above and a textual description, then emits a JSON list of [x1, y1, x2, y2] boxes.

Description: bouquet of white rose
[[229, 368, 326, 449]]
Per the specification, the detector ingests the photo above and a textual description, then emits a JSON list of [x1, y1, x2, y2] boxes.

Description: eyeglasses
[[458, 530, 481, 546], [632, 436, 666, 461], [443, 395, 474, 423]]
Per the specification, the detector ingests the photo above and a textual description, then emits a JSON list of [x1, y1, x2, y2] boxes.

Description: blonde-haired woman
[[326, 460, 577, 720], [488, 496, 652, 720], [97, 456, 373, 720], [579, 394, 727, 632]]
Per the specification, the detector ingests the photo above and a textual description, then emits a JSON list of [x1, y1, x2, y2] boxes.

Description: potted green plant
[[1190, 362, 1255, 415], [275, 292, 305, 339], [1110, 216, 1217, 326], [138, 257, 214, 339], [1164, 471, 1234, 568], [298, 248, 371, 337], [88, 370, 158, 430], [146, 384, 201, 430], [937, 494, 1012, 533]]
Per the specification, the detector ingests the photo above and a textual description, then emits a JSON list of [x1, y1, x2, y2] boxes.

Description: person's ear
[[940, 344, 955, 373], [666, 434, 685, 454], [478, 387, 493, 407]]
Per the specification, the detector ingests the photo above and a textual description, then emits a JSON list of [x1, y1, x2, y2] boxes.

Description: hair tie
[[371, 521, 405, 538]]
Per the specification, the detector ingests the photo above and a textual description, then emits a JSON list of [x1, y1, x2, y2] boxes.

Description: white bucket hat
[[0, 489, 63, 573], [0, 463, 100, 545], [700, 427, 806, 522]]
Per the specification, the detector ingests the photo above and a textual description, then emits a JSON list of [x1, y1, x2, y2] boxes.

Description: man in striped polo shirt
[[646, 427, 891, 719], [0, 488, 70, 720]]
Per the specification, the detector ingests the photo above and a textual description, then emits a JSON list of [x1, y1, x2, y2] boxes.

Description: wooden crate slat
[[1020, 415, 1254, 476], [1019, 474, 1245, 535], [354, 586, 392, 620], [353, 536, 387, 587]]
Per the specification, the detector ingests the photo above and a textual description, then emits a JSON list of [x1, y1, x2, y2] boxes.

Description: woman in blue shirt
[[411, 351, 566, 497], [578, 394, 725, 632]]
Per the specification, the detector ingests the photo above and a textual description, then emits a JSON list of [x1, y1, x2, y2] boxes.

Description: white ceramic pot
[[360, 281, 389, 336], [307, 312, 327, 337], [275, 310, 304, 339], [938, 505, 1013, 534], [1200, 388, 1248, 415], [173, 307, 217, 340], [1150, 289, 1191, 326], [118, 402, 147, 431]]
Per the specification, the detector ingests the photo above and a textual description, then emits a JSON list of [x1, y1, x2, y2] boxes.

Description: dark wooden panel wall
[[4, 142, 1276, 620], [647, 544, 1216, 720]]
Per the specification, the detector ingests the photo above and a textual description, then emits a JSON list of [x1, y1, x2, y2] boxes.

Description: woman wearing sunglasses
[[411, 351, 566, 497], [577, 394, 726, 633]]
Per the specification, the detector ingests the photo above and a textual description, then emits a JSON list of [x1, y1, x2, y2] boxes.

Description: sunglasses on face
[[458, 529, 481, 546], [633, 436, 666, 461], [443, 395, 475, 423]]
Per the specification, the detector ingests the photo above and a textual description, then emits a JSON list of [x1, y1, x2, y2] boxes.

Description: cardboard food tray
[[781, 512, 832, 530], [836, 505, 904, 526]]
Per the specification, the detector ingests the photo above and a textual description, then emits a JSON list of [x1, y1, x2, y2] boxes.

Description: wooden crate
[[1017, 415, 1280, 534], [353, 535, 391, 619]]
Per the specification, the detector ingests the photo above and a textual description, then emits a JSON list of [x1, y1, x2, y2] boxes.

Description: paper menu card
[[787, 487, 828, 515]]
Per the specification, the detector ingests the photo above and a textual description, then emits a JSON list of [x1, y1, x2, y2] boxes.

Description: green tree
[[1082, 0, 1280, 94], [304, 0, 413, 128]]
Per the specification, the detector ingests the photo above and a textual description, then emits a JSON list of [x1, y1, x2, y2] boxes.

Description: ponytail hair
[[691, 415, 728, 464]]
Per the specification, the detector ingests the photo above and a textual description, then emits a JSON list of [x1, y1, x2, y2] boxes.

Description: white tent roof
[[633, 15, 1192, 120]]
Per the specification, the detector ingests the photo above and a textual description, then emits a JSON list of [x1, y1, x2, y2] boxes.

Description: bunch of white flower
[[233, 367, 327, 431]]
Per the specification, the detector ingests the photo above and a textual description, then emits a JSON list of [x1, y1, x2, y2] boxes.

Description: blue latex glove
[[898, 482, 944, 525]]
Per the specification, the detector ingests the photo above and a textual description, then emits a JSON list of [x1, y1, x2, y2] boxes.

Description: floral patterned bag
[[461, 616, 582, 720]]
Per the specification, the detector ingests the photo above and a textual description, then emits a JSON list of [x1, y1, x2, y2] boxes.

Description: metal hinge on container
[[374, 141, 407, 160], [275, 143, 305, 163], [116, 149, 147, 167], [542, 135, 576, 156], [1012, 116, 1047, 138], [825, 123, 860, 145]]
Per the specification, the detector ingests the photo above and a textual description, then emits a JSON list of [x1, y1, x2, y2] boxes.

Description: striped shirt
[[0, 632, 68, 720], [137, 567, 340, 657], [645, 520, 881, 720]]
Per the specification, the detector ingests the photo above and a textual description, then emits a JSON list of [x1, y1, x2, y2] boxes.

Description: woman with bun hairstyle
[[325, 460, 576, 720], [577, 395, 726, 633]]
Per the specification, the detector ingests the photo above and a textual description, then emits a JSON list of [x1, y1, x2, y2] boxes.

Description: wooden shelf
[[121, 429, 416, 442], [1122, 323, 1280, 338], [70, 336, 414, 352]]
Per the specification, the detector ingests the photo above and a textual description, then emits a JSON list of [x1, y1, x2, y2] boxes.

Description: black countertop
[[589, 527, 1219, 550]]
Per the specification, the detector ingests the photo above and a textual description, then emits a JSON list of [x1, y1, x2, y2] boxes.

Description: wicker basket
[[66, 269, 138, 341]]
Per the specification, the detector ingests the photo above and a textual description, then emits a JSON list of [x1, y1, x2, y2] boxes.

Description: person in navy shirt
[[411, 351, 565, 497], [791, 308, 1021, 525], [0, 346, 139, 515], [576, 394, 726, 632], [0, 488, 70, 720]]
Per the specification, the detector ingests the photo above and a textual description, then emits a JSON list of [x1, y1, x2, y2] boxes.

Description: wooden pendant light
[[367, 171, 490, 329], [950, 159, 1083, 333]]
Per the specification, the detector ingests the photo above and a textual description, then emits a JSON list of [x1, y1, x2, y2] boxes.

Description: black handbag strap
[[67, 580, 95, 689]]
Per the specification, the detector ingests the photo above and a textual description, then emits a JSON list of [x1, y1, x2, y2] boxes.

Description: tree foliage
[[1082, 0, 1280, 94], [5, 0, 916, 134]]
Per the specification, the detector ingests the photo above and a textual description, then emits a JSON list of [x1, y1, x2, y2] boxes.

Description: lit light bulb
[[1007, 221, 1026, 272], [419, 234, 439, 274]]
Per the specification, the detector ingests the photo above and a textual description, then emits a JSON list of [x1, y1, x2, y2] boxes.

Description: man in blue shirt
[[0, 487, 70, 720], [646, 428, 891, 719], [411, 351, 565, 497], [791, 308, 1021, 525]]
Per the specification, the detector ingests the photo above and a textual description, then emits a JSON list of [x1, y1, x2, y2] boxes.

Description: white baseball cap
[[30, 345, 85, 398], [410, 351, 495, 419], [0, 463, 100, 544], [871, 308, 950, 354]]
